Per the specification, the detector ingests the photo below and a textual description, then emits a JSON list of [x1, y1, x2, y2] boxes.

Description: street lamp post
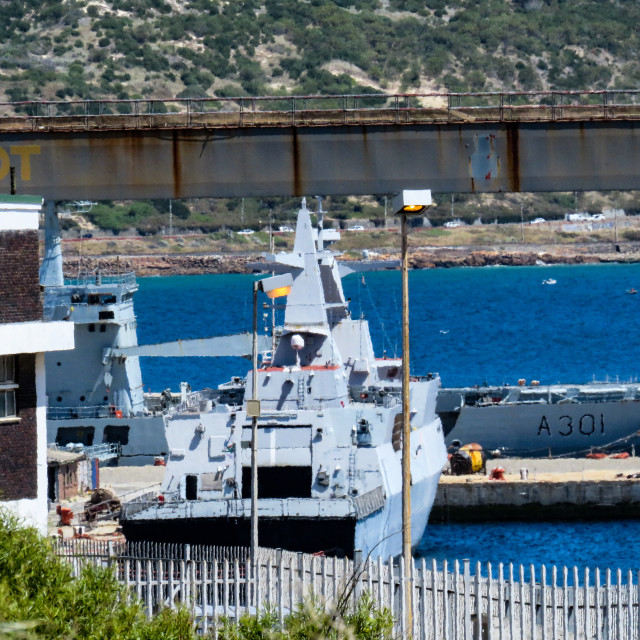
[[391, 189, 433, 636], [248, 273, 293, 563]]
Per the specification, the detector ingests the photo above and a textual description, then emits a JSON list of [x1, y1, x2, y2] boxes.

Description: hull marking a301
[[537, 414, 605, 437]]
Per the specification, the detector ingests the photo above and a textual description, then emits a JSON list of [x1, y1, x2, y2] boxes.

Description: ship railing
[[168, 390, 207, 415], [82, 442, 121, 461], [120, 492, 163, 518], [47, 405, 129, 420], [52, 541, 640, 640], [63, 271, 137, 288], [47, 441, 121, 461], [42, 272, 137, 291]]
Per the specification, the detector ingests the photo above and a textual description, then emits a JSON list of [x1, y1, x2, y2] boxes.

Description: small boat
[[627, 288, 637, 295], [542, 278, 557, 285]]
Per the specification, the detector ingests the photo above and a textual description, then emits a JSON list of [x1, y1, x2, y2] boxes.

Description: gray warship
[[41, 203, 262, 465], [438, 381, 640, 456], [40, 203, 169, 464], [120, 201, 447, 559]]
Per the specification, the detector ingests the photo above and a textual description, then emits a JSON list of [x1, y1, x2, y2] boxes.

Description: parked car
[[444, 221, 462, 228], [278, 226, 294, 233], [349, 225, 365, 231], [530, 218, 546, 224], [237, 229, 254, 235]]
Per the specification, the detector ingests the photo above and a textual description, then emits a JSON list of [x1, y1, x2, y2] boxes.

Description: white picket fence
[[52, 540, 640, 639]]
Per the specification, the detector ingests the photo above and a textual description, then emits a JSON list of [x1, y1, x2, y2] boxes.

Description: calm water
[[135, 263, 640, 572]]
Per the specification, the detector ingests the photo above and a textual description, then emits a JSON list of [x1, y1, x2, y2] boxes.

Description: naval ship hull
[[439, 391, 640, 456], [122, 413, 444, 558]]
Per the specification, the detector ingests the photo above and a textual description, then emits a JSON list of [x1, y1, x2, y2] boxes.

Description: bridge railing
[[4, 90, 640, 131]]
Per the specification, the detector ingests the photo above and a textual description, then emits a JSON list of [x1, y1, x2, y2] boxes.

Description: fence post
[[277, 550, 284, 628], [233, 558, 240, 617], [519, 564, 526, 640], [595, 567, 602, 640], [475, 561, 483, 640], [528, 564, 535, 640], [354, 550, 362, 603], [463, 559, 471, 640], [551, 565, 558, 640], [427, 558, 435, 640], [107, 540, 115, 570], [617, 569, 623, 640], [626, 569, 633, 640], [585, 567, 591, 640], [487, 562, 494, 640]]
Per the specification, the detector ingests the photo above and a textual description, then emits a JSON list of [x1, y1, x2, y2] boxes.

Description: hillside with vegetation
[[8, 0, 640, 237], [4, 0, 640, 102]]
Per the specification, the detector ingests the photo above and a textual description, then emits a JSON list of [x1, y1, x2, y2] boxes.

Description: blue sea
[[134, 263, 640, 573]]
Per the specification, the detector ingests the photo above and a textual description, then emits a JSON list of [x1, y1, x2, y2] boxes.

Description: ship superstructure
[[41, 204, 168, 464], [121, 201, 447, 558]]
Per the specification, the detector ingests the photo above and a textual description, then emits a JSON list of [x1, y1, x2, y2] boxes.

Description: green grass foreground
[[0, 512, 394, 640]]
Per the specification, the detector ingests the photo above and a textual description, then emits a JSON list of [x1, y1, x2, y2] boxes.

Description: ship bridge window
[[241, 466, 311, 499], [99, 311, 115, 320], [71, 293, 84, 304], [88, 294, 117, 306]]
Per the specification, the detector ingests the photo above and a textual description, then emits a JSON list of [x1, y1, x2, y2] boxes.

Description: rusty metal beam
[[2, 121, 640, 199]]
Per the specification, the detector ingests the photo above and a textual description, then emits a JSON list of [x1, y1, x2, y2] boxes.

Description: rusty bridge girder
[[2, 120, 640, 199]]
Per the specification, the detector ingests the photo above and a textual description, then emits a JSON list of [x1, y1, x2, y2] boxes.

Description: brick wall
[[0, 230, 41, 323], [56, 463, 79, 501], [0, 354, 37, 501]]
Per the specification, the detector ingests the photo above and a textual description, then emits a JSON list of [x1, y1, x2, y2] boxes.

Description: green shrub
[[0, 510, 198, 640], [219, 593, 393, 640]]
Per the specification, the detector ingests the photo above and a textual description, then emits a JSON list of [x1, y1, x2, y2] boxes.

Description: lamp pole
[[392, 189, 432, 639], [248, 273, 293, 564], [400, 210, 413, 633], [251, 281, 259, 562]]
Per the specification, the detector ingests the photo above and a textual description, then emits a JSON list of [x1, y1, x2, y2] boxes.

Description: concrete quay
[[432, 455, 640, 522]]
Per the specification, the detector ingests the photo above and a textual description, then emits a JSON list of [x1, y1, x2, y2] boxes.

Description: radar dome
[[291, 334, 305, 351]]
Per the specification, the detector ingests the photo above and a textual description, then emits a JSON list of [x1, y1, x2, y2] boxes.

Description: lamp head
[[392, 189, 433, 216], [258, 273, 293, 299]]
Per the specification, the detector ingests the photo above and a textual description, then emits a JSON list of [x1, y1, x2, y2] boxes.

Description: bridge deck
[[3, 90, 640, 199], [3, 90, 640, 132]]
